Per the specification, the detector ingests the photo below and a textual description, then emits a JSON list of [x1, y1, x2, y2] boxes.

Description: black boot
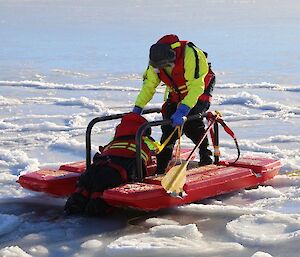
[[64, 192, 89, 215], [84, 196, 111, 216], [198, 149, 213, 166]]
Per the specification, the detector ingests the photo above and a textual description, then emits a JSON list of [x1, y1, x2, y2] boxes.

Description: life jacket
[[157, 34, 215, 103], [100, 113, 155, 177]]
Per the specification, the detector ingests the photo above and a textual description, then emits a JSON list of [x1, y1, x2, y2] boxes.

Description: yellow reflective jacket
[[135, 44, 209, 109]]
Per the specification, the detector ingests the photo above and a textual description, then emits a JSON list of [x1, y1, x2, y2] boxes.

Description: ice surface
[[107, 224, 244, 257], [227, 213, 300, 245], [0, 246, 32, 257], [0, 0, 299, 257], [0, 214, 22, 237]]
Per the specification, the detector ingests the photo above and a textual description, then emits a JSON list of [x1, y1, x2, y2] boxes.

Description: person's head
[[149, 43, 176, 69], [149, 34, 180, 69], [114, 113, 151, 138]]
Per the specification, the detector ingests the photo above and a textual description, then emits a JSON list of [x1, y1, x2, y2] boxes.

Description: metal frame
[[86, 110, 220, 181], [135, 113, 220, 181], [85, 108, 161, 169]]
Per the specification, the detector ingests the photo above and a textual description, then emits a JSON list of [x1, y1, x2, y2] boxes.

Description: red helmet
[[114, 113, 150, 138]]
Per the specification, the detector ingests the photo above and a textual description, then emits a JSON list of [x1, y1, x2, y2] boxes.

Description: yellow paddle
[[156, 126, 180, 154], [161, 119, 216, 198], [287, 170, 300, 177]]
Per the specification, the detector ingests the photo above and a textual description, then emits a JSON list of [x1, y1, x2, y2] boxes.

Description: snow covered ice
[[0, 0, 300, 257]]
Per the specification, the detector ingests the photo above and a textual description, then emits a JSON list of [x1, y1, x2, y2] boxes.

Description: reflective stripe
[[111, 142, 130, 146], [178, 85, 187, 90], [177, 84, 188, 95], [171, 42, 181, 49], [128, 146, 149, 161], [180, 89, 188, 94], [108, 143, 149, 161], [109, 145, 127, 149]]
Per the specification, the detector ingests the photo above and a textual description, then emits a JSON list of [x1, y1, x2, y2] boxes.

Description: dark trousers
[[77, 155, 137, 193], [156, 100, 211, 174], [65, 155, 138, 215]]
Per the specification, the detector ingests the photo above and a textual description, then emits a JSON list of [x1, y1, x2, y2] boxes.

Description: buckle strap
[[96, 158, 128, 183]]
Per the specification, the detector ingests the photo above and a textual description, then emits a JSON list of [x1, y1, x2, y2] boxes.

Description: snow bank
[[0, 80, 141, 92], [144, 218, 179, 226], [0, 173, 18, 184], [56, 96, 107, 112], [0, 95, 22, 106], [81, 239, 103, 248], [0, 120, 18, 130], [28, 245, 49, 256], [231, 139, 299, 171], [2, 80, 299, 93], [0, 246, 32, 257], [52, 69, 89, 77], [0, 214, 22, 237], [243, 186, 284, 199], [20, 121, 69, 132], [218, 82, 300, 92], [106, 224, 244, 257], [266, 175, 300, 187], [217, 91, 300, 114], [259, 135, 300, 144], [49, 137, 86, 158], [176, 203, 266, 217], [251, 252, 274, 257], [226, 213, 300, 246], [0, 149, 39, 174]]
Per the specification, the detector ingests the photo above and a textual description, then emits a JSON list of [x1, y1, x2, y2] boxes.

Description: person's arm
[[134, 66, 161, 109], [181, 46, 209, 109]]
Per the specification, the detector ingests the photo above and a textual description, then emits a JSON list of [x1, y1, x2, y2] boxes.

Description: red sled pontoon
[[18, 108, 281, 211]]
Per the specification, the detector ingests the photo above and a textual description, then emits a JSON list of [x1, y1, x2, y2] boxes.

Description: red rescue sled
[[17, 109, 281, 211], [17, 148, 194, 197], [103, 156, 280, 210]]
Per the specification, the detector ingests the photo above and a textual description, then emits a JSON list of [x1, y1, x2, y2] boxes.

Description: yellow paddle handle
[[156, 126, 179, 154]]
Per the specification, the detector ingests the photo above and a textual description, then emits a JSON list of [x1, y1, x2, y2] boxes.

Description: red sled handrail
[[85, 108, 161, 170], [135, 112, 240, 181]]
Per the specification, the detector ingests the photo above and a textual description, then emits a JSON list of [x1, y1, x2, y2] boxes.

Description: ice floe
[[226, 213, 300, 245], [107, 224, 244, 257]]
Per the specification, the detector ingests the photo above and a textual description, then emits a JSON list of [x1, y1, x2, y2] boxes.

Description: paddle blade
[[287, 169, 300, 177], [161, 163, 187, 198]]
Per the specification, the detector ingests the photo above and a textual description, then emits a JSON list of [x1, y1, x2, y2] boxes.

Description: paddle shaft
[[161, 118, 216, 194]]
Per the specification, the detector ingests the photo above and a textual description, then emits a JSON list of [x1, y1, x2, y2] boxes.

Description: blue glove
[[171, 104, 190, 127], [132, 106, 143, 114]]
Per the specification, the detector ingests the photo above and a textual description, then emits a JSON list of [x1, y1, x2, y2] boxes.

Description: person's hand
[[132, 106, 143, 114], [170, 104, 190, 127]]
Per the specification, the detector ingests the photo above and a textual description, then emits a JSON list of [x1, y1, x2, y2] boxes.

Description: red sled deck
[[103, 156, 280, 211], [17, 148, 194, 197], [17, 109, 281, 211]]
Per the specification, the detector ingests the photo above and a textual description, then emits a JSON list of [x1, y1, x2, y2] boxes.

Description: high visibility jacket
[[100, 113, 157, 177], [135, 35, 214, 109], [101, 138, 151, 163]]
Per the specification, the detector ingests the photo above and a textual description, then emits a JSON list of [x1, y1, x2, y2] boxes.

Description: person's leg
[[64, 165, 95, 215], [183, 101, 213, 166], [156, 102, 178, 174], [84, 165, 123, 216]]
